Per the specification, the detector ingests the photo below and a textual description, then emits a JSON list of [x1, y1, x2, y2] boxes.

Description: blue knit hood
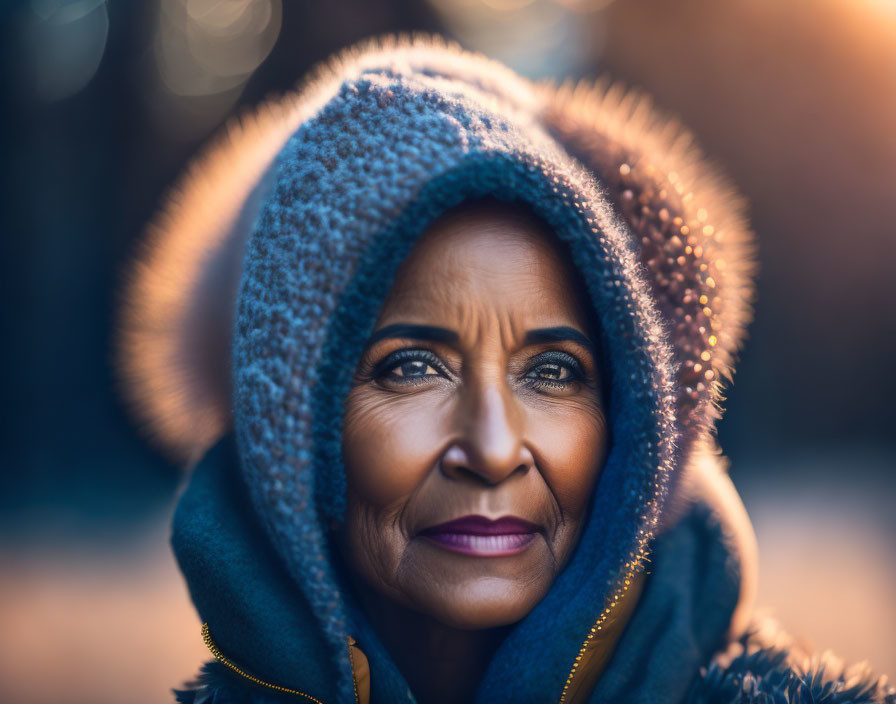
[[119, 37, 760, 703]]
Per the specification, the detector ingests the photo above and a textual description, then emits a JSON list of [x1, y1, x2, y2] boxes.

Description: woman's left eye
[[523, 352, 584, 389]]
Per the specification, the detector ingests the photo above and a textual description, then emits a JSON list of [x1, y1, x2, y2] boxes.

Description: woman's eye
[[390, 360, 440, 378], [373, 349, 447, 385], [529, 362, 572, 381], [523, 352, 585, 390]]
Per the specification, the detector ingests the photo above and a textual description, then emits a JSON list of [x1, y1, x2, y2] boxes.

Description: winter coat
[[118, 36, 894, 704]]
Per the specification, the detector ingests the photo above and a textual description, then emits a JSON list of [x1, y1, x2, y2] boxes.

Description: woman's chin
[[397, 539, 553, 629], [408, 576, 546, 630]]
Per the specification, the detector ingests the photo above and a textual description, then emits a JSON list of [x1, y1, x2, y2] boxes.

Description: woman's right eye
[[373, 349, 447, 385], [389, 360, 440, 378]]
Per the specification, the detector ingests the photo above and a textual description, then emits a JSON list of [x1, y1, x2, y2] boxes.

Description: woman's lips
[[418, 515, 539, 557]]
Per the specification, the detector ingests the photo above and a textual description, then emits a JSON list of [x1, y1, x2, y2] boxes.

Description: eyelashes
[[522, 350, 587, 391], [370, 347, 587, 392], [371, 349, 450, 386]]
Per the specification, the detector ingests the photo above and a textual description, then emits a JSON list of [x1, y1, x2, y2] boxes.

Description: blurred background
[[1, 1, 894, 702]]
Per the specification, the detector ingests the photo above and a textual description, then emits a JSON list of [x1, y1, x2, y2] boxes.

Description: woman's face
[[342, 202, 608, 630]]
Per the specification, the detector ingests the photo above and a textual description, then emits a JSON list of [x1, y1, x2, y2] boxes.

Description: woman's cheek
[[343, 387, 452, 508], [526, 402, 606, 519]]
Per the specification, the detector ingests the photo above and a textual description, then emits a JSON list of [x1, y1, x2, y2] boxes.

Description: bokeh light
[[154, 0, 282, 97], [148, 0, 282, 138], [19, 0, 109, 102], [426, 0, 613, 78]]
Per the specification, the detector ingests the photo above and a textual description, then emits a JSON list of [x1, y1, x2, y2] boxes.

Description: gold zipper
[[201, 622, 326, 703], [557, 558, 646, 703]]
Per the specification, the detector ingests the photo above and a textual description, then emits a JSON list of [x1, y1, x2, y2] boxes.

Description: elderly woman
[[118, 37, 892, 704]]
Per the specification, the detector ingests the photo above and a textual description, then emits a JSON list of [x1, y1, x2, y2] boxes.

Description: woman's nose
[[440, 384, 534, 485]]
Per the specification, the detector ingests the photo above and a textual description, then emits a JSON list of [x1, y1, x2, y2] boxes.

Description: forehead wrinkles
[[455, 299, 528, 354], [382, 258, 578, 349], [380, 281, 537, 351]]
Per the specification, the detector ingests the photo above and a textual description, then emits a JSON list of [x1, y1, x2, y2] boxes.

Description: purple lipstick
[[418, 515, 539, 557]]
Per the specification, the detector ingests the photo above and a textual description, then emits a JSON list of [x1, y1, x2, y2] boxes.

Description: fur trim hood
[[115, 35, 891, 704]]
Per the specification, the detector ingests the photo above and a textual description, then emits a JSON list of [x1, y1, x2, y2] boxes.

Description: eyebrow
[[365, 324, 459, 348], [524, 326, 595, 354], [365, 323, 594, 353]]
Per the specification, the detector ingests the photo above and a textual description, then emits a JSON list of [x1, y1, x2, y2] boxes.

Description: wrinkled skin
[[341, 200, 608, 703]]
